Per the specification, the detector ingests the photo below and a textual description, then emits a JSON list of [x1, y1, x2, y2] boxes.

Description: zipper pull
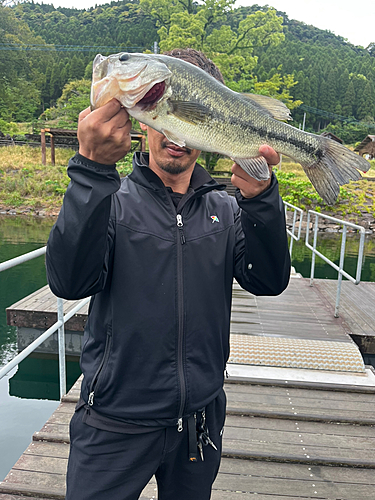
[[176, 214, 183, 227], [88, 391, 94, 406], [177, 417, 183, 432], [176, 214, 186, 244]]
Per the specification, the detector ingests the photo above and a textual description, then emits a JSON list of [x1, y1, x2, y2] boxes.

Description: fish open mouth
[[138, 81, 166, 109]]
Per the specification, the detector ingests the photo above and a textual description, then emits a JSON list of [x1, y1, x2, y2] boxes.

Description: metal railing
[[283, 201, 304, 256], [0, 247, 90, 399], [0, 205, 367, 397], [306, 210, 366, 317]]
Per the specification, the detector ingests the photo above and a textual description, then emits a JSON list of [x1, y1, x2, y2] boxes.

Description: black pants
[[66, 390, 226, 500]]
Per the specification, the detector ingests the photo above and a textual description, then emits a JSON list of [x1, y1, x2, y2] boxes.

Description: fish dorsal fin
[[169, 100, 209, 124], [241, 93, 292, 121], [161, 128, 186, 147]]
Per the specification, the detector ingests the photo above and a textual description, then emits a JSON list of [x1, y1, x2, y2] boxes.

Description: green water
[[290, 232, 375, 281], [0, 215, 81, 481], [1, 216, 375, 481]]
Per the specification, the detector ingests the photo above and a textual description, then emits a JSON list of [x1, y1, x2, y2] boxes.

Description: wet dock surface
[[0, 376, 374, 499]]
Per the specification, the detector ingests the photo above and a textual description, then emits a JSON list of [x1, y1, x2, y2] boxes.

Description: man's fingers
[[92, 98, 124, 123], [231, 163, 250, 181], [258, 145, 280, 166], [78, 107, 91, 122], [78, 99, 125, 125]]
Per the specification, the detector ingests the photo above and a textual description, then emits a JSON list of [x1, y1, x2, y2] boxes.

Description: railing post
[[335, 225, 347, 318], [283, 201, 304, 259], [289, 210, 297, 256], [41, 129, 46, 166], [310, 214, 319, 286], [57, 297, 66, 398]]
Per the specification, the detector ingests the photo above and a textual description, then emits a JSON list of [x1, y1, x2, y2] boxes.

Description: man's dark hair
[[164, 48, 225, 85]]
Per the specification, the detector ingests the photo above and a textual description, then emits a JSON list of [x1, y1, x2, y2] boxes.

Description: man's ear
[[139, 122, 147, 132]]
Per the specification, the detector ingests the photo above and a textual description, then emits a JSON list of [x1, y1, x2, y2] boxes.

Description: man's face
[[140, 124, 201, 175]]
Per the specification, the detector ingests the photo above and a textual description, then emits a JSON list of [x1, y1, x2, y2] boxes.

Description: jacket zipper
[[176, 213, 186, 431], [88, 331, 112, 406]]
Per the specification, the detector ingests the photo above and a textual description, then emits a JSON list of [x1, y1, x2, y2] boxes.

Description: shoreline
[[1, 205, 375, 236]]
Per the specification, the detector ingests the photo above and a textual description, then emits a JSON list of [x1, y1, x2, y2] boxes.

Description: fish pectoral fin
[[233, 156, 270, 181], [241, 93, 292, 121], [169, 100, 209, 124], [161, 129, 186, 147]]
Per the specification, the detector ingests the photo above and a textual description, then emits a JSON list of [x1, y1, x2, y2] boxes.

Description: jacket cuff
[[73, 152, 117, 171], [235, 172, 278, 207]]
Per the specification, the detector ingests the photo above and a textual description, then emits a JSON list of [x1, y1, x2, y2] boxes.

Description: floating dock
[[0, 374, 375, 499], [7, 274, 375, 371], [2, 274, 375, 498]]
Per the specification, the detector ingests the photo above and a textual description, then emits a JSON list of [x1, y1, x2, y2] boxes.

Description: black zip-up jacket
[[46, 152, 290, 428]]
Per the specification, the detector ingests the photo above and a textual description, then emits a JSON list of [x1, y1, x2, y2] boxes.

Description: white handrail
[[306, 210, 366, 317], [0, 246, 90, 398], [283, 201, 304, 256], [0, 246, 46, 272]]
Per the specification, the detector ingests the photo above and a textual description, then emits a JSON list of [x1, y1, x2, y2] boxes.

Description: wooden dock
[[3, 275, 375, 498], [7, 275, 375, 359], [1, 375, 375, 499]]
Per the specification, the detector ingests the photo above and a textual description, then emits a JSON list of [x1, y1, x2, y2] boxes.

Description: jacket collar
[[129, 152, 226, 196]]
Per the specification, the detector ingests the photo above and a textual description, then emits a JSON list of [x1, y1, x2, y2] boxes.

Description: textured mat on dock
[[229, 334, 365, 373]]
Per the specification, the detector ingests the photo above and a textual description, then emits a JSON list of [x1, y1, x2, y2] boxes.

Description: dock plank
[[2, 378, 375, 500], [3, 274, 375, 498], [213, 459, 375, 499], [314, 279, 375, 337]]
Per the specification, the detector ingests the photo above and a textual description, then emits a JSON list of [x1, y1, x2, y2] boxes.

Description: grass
[[274, 157, 375, 222], [0, 146, 75, 214], [0, 145, 374, 222]]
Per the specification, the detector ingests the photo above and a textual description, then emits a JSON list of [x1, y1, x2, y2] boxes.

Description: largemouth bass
[[90, 52, 370, 204]]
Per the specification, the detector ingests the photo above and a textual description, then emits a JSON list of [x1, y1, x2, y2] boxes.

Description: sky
[[36, 0, 374, 49]]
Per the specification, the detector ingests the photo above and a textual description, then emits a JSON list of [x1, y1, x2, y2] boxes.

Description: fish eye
[[119, 53, 129, 62]]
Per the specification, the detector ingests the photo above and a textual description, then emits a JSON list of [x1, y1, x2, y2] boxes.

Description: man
[[46, 49, 291, 500]]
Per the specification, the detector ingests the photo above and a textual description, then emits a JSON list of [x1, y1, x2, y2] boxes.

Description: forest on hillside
[[1, 0, 375, 143]]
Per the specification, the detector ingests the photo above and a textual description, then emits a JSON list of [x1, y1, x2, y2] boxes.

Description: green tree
[[69, 55, 85, 81], [0, 78, 41, 122], [341, 80, 355, 118], [254, 72, 302, 110], [0, 3, 51, 121], [146, 1, 284, 86], [357, 81, 375, 120], [42, 79, 91, 129]]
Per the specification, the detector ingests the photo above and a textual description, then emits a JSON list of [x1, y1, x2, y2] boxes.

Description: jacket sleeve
[[233, 172, 291, 296], [46, 153, 121, 300]]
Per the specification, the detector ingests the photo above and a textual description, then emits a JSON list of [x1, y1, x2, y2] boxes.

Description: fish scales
[[90, 52, 370, 204]]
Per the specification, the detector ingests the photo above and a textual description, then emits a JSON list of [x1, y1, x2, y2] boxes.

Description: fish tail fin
[[300, 138, 370, 205]]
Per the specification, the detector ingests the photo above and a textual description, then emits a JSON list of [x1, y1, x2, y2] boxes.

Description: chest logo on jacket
[[210, 215, 220, 224]]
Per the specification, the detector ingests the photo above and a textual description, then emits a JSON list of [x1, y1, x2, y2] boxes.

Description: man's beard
[[157, 160, 191, 175], [156, 142, 193, 175]]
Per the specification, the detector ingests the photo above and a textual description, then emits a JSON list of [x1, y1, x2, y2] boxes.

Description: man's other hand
[[78, 99, 132, 165], [231, 145, 280, 198]]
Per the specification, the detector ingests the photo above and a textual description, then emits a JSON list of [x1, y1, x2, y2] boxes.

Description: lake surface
[[1, 215, 375, 481], [0, 215, 80, 481]]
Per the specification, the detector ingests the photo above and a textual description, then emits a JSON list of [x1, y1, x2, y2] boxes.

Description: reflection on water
[[0, 369, 59, 482], [0, 215, 78, 481], [290, 232, 375, 281], [9, 355, 82, 401]]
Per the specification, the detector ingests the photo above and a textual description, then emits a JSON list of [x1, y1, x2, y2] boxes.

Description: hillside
[[0, 1, 374, 144]]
